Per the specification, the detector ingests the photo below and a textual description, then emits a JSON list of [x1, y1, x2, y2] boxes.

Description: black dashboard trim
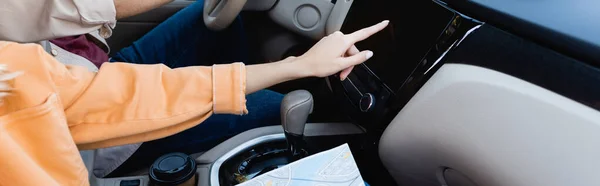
[[439, 0, 600, 69], [330, 0, 484, 134], [390, 14, 482, 111]]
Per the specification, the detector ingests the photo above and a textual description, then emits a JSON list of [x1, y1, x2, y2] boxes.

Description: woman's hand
[[296, 20, 389, 79], [246, 20, 389, 94]]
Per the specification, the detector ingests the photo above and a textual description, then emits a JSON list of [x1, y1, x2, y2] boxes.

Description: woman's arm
[[0, 41, 248, 149], [0, 21, 388, 149], [246, 20, 388, 93], [74, 21, 387, 148]]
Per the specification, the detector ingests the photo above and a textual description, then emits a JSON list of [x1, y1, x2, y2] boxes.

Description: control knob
[[359, 93, 375, 112]]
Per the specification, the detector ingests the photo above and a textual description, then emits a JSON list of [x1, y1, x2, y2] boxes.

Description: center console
[[86, 90, 365, 186], [209, 90, 366, 186], [207, 124, 365, 186], [327, 0, 482, 135], [87, 118, 364, 186]]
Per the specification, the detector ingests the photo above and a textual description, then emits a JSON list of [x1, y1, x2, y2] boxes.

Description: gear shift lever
[[281, 90, 313, 160]]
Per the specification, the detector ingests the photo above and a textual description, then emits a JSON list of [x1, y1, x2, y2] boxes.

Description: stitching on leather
[[212, 65, 217, 112], [283, 93, 312, 130], [239, 63, 243, 115]]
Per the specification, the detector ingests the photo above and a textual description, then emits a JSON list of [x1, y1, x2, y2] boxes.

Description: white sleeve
[[0, 0, 117, 42]]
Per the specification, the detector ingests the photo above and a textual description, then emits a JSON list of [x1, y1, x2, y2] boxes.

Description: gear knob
[[281, 90, 313, 136], [280, 90, 313, 159]]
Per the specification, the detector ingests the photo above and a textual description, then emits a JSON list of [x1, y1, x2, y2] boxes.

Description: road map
[[237, 144, 365, 186]]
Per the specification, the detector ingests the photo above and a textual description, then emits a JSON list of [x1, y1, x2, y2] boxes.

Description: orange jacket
[[0, 41, 248, 185]]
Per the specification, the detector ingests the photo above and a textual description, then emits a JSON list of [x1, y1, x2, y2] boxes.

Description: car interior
[[83, 0, 600, 185]]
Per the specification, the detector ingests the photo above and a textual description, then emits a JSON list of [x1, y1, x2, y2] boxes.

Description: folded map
[[236, 143, 365, 186]]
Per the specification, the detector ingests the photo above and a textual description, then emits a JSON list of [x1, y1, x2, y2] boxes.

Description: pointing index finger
[[346, 20, 390, 43]]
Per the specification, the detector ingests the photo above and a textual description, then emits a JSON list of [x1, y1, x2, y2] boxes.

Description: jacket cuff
[[212, 63, 248, 115], [73, 0, 117, 38]]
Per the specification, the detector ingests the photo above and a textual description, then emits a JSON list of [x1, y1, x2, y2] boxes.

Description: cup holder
[[218, 140, 290, 185]]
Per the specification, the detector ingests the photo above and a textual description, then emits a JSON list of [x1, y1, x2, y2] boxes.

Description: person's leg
[[108, 90, 283, 177], [110, 0, 248, 67]]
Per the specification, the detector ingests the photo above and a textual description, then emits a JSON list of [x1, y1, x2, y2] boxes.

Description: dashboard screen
[[341, 0, 455, 90]]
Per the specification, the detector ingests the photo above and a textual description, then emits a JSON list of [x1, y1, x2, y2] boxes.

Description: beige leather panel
[[379, 64, 600, 186]]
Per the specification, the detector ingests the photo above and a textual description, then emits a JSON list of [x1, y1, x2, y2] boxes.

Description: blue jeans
[[108, 0, 283, 176]]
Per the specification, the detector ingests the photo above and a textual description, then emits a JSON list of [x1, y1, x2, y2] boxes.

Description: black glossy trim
[[331, 1, 483, 135], [390, 14, 482, 112], [439, 0, 600, 69]]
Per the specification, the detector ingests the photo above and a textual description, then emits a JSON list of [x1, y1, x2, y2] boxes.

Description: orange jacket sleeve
[[0, 41, 247, 149], [0, 41, 248, 185]]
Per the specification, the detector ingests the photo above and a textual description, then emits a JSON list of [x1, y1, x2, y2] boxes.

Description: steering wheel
[[203, 0, 247, 31]]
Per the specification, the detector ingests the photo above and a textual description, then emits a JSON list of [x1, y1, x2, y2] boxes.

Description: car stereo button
[[359, 93, 375, 112]]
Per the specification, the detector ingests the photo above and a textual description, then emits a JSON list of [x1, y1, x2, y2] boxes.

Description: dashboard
[[329, 0, 480, 134], [328, 1, 600, 185], [341, 0, 455, 90], [329, 0, 600, 136], [443, 0, 600, 64]]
